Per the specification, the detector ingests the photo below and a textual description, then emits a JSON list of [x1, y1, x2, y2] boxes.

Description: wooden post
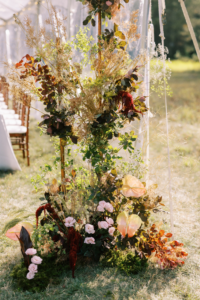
[[98, 11, 102, 108], [56, 37, 65, 182], [60, 138, 65, 181], [98, 11, 102, 65]]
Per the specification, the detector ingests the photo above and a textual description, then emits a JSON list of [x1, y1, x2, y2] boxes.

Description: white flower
[[84, 237, 95, 244], [28, 263, 38, 273], [64, 217, 76, 227], [31, 255, 43, 265], [98, 221, 109, 230], [26, 272, 35, 280], [85, 224, 95, 234], [106, 217, 114, 227], [97, 205, 105, 212], [108, 227, 115, 236], [105, 203, 114, 213], [25, 248, 37, 255]]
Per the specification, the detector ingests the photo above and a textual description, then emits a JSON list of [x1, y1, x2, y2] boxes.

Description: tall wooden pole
[[98, 11, 102, 107], [60, 139, 65, 181], [98, 11, 102, 65], [56, 37, 65, 182]]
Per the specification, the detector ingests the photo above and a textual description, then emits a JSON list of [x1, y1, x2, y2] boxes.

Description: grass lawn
[[0, 61, 200, 300]]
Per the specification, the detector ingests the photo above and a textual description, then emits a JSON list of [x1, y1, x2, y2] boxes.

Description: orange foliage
[[138, 224, 188, 269]]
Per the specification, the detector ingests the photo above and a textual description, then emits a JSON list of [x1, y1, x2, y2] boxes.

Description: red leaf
[[15, 60, 23, 68], [165, 233, 173, 238], [26, 54, 31, 60], [158, 230, 165, 237], [24, 63, 32, 68], [150, 224, 156, 230]]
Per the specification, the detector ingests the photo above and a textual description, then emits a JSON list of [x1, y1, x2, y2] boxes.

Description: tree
[[152, 0, 200, 59]]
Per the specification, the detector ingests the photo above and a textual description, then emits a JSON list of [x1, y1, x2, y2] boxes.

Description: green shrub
[[11, 256, 70, 293], [100, 249, 148, 275]]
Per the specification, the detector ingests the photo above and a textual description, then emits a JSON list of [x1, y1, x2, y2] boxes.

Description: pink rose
[[84, 237, 95, 244], [31, 255, 43, 265], [108, 227, 115, 236], [28, 263, 38, 273], [85, 224, 95, 234], [25, 248, 37, 255], [26, 272, 35, 280], [98, 221, 109, 230], [106, 217, 114, 227], [99, 201, 107, 207], [97, 205, 105, 212], [64, 217, 76, 227], [106, 1, 112, 6], [105, 203, 114, 213]]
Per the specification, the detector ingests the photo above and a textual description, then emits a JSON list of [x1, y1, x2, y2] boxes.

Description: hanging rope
[[178, 0, 200, 62], [158, 0, 174, 236]]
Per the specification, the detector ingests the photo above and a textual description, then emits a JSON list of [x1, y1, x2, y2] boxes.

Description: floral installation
[[5, 0, 188, 292]]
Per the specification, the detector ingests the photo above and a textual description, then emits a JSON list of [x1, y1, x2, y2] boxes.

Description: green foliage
[[152, 0, 200, 59], [101, 249, 148, 275], [77, 0, 130, 27], [151, 77, 173, 98], [2, 218, 22, 234], [31, 222, 61, 257], [11, 256, 69, 293], [73, 27, 98, 66], [117, 150, 147, 179], [81, 109, 141, 179], [118, 131, 137, 153]]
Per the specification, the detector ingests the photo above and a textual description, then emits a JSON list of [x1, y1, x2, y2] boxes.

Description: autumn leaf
[[165, 233, 173, 238], [71, 170, 76, 178], [25, 54, 31, 60]]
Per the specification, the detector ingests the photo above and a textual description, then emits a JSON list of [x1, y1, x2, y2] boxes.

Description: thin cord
[[178, 0, 200, 62], [145, 1, 152, 188], [158, 0, 174, 236]]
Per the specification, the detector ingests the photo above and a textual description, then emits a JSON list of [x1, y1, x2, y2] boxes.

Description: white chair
[[0, 93, 21, 125], [9, 94, 31, 166]]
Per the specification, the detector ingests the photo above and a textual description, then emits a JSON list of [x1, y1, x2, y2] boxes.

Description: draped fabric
[[0, 0, 150, 71], [0, 0, 151, 121], [0, 114, 21, 171]]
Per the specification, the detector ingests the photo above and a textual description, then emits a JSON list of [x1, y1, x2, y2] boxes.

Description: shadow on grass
[[2, 255, 181, 300], [0, 170, 16, 179]]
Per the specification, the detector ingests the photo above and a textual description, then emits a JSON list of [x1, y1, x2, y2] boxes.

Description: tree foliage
[[152, 0, 200, 59]]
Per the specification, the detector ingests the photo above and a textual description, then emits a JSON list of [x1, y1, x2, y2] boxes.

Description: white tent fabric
[[0, 0, 151, 120], [0, 0, 29, 25], [0, 0, 150, 70], [0, 114, 21, 171]]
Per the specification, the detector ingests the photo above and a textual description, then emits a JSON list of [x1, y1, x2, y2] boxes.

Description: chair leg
[[22, 136, 25, 159], [26, 134, 30, 166]]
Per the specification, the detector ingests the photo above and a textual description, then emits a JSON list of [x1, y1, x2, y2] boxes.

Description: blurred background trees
[[152, 0, 200, 59]]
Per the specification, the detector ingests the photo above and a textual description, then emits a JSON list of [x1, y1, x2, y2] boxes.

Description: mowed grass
[[0, 61, 200, 300]]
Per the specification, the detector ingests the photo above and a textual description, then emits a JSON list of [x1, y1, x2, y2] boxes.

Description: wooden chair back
[[0, 77, 9, 106], [9, 91, 31, 166]]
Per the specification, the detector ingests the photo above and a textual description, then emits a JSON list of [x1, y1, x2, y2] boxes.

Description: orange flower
[[121, 175, 146, 198]]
